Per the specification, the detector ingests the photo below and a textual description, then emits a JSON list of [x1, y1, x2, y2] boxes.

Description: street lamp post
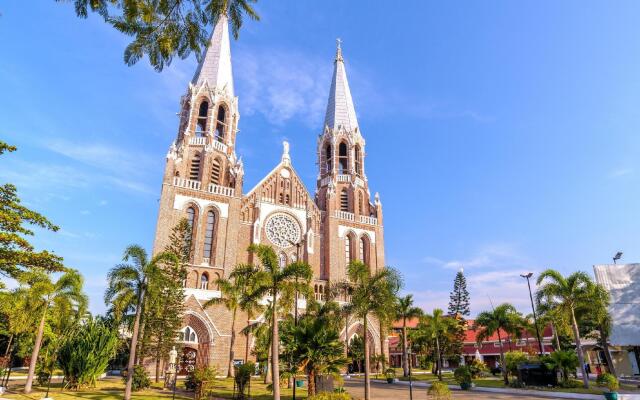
[[408, 348, 413, 400], [288, 238, 306, 400], [520, 273, 544, 356]]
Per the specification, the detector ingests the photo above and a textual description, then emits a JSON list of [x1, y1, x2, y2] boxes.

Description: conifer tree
[[448, 269, 470, 317]]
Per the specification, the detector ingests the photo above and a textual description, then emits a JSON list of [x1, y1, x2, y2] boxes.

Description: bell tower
[[316, 41, 384, 281]]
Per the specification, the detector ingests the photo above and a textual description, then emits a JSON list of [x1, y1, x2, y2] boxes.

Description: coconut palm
[[536, 269, 594, 389], [237, 264, 266, 362], [104, 245, 178, 400], [419, 308, 455, 381], [396, 295, 423, 377], [542, 350, 579, 385], [347, 261, 402, 400], [23, 268, 87, 393], [474, 303, 521, 385], [203, 263, 262, 377], [248, 244, 312, 400]]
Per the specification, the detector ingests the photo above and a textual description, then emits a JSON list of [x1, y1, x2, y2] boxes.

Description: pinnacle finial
[[335, 38, 343, 62], [281, 140, 291, 165]]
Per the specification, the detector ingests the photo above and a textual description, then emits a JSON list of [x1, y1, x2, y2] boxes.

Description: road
[[343, 379, 554, 399]]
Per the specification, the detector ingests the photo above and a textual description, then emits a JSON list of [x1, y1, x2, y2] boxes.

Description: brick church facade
[[152, 15, 387, 372]]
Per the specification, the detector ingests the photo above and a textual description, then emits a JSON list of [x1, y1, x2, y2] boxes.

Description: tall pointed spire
[[191, 14, 234, 96], [323, 39, 359, 132]]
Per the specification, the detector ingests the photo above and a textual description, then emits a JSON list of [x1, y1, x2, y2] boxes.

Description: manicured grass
[[200, 377, 309, 399]]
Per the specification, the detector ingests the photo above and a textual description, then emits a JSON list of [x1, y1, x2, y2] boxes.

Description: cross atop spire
[[324, 40, 358, 132], [191, 14, 234, 96]]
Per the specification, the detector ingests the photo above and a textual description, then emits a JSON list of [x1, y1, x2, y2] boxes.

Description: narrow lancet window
[[196, 101, 209, 135], [338, 142, 348, 174], [203, 210, 216, 261], [190, 153, 201, 181], [214, 105, 226, 142]]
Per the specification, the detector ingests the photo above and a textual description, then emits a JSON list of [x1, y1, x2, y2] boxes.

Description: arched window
[[214, 105, 226, 142], [182, 326, 198, 343], [338, 142, 348, 174], [340, 189, 349, 212], [190, 153, 201, 181], [210, 158, 222, 185], [279, 253, 287, 268], [344, 235, 352, 265], [200, 273, 209, 290], [196, 101, 209, 134], [355, 146, 362, 176], [203, 210, 216, 261], [325, 144, 332, 173], [360, 236, 370, 266]]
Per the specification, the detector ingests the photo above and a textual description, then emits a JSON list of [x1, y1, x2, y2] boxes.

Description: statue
[[281, 140, 291, 165]]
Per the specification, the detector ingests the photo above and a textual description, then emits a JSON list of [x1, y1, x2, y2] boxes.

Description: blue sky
[[1, 1, 640, 316]]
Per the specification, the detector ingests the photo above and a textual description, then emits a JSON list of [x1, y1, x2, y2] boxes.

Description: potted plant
[[454, 365, 473, 390], [597, 373, 619, 400], [384, 368, 396, 384]]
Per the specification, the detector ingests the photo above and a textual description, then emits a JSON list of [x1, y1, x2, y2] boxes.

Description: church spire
[[323, 39, 358, 132], [191, 14, 234, 96]]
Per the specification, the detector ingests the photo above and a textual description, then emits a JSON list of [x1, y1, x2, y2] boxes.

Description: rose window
[[265, 213, 301, 248]]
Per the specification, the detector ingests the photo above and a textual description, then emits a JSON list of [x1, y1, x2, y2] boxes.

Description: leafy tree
[[419, 308, 457, 381], [347, 335, 364, 373], [58, 317, 119, 389], [104, 245, 178, 400], [281, 303, 348, 396], [542, 350, 579, 385], [448, 269, 470, 317], [474, 303, 521, 385], [346, 261, 401, 400], [504, 350, 529, 379], [578, 283, 617, 377], [248, 244, 312, 400], [0, 142, 64, 278], [536, 270, 594, 389], [60, 0, 260, 71], [395, 294, 422, 377], [23, 268, 87, 393]]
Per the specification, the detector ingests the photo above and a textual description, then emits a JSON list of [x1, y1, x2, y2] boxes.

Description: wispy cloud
[[609, 167, 633, 178], [423, 243, 529, 270]]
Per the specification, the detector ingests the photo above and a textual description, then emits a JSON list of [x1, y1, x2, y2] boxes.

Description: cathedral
[[152, 15, 386, 372]]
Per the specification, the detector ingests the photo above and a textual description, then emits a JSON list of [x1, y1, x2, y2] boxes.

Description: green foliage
[[234, 362, 255, 399], [308, 393, 351, 400], [428, 381, 452, 399], [453, 365, 472, 385], [468, 358, 488, 378], [0, 141, 64, 278], [60, 0, 260, 71], [58, 317, 119, 389], [185, 365, 218, 398], [384, 368, 396, 379], [448, 270, 470, 317], [504, 351, 530, 377], [542, 350, 579, 385], [597, 373, 619, 392], [127, 365, 151, 391]]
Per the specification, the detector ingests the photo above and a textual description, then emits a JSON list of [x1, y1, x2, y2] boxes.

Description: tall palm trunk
[[228, 308, 237, 378], [600, 327, 617, 377], [135, 316, 147, 365], [4, 335, 13, 358], [154, 338, 162, 383], [496, 330, 508, 385], [363, 315, 371, 400], [551, 322, 561, 350], [264, 344, 271, 384], [435, 335, 442, 381], [402, 319, 409, 377], [570, 308, 589, 389], [271, 290, 280, 400], [125, 287, 146, 400], [379, 319, 387, 373], [24, 304, 48, 393], [244, 314, 252, 362], [307, 369, 316, 397]]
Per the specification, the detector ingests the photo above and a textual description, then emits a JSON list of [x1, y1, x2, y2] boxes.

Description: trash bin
[[296, 380, 304, 388]]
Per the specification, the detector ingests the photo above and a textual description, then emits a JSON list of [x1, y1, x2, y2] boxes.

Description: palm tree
[[285, 312, 348, 396], [104, 245, 177, 400], [237, 265, 266, 362], [248, 244, 312, 400], [347, 261, 402, 400], [203, 264, 262, 377], [474, 303, 520, 385], [583, 283, 616, 377], [543, 350, 579, 385], [396, 295, 423, 377], [536, 269, 593, 389], [23, 268, 87, 393], [419, 308, 454, 381]]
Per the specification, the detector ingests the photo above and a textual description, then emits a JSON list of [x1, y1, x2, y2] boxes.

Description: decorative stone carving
[[265, 213, 301, 248]]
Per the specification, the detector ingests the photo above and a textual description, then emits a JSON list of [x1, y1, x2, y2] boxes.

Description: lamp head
[[520, 272, 533, 279]]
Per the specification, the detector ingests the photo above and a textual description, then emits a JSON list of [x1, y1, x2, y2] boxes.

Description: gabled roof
[[191, 14, 234, 96], [323, 41, 358, 132]]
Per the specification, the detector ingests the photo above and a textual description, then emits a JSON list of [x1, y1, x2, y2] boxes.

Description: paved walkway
[[343, 380, 563, 399]]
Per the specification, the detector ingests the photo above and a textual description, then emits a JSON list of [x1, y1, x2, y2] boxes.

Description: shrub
[[427, 381, 451, 399], [597, 373, 619, 392], [541, 350, 579, 385], [453, 365, 472, 385], [468, 358, 488, 378], [235, 362, 254, 400], [384, 368, 396, 379], [308, 392, 351, 400], [185, 365, 218, 399], [504, 351, 529, 377], [58, 317, 119, 389], [127, 365, 150, 391]]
